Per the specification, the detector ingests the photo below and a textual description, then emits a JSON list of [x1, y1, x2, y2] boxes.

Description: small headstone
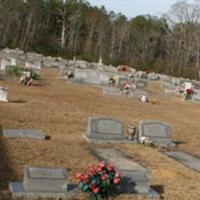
[[163, 151, 200, 172], [9, 166, 78, 199], [135, 79, 148, 89], [85, 117, 125, 142], [3, 129, 47, 140], [25, 61, 41, 74], [0, 87, 8, 102], [138, 120, 175, 148], [192, 92, 200, 102]]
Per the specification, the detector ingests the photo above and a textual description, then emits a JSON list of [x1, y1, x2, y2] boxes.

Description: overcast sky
[[88, 0, 178, 18]]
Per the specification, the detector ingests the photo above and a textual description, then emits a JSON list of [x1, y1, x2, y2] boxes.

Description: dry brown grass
[[0, 68, 200, 200]]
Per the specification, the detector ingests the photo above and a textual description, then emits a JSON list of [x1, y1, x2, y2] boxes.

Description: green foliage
[[6, 65, 23, 77], [24, 68, 40, 80], [0, 0, 200, 79]]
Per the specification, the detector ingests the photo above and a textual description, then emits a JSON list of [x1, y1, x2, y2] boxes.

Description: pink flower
[[113, 178, 121, 185], [115, 171, 121, 178], [101, 174, 108, 180], [92, 187, 100, 193], [98, 162, 106, 168], [75, 173, 83, 180], [107, 165, 114, 171]]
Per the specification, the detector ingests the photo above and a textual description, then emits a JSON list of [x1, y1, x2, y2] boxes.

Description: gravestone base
[[3, 129, 48, 140], [83, 134, 138, 144], [9, 182, 78, 200]]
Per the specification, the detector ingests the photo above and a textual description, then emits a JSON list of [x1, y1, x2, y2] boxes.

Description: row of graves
[[1, 49, 200, 199], [160, 74, 200, 103], [2, 116, 200, 199]]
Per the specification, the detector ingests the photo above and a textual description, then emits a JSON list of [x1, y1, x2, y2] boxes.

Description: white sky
[[88, 0, 178, 18]]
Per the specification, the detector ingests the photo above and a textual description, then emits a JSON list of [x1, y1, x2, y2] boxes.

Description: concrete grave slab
[[9, 166, 78, 199], [0, 87, 8, 102], [138, 120, 175, 148], [163, 151, 200, 172], [91, 148, 148, 172], [91, 148, 160, 197], [3, 129, 48, 140]]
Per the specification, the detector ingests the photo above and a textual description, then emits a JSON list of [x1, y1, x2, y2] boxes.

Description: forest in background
[[0, 0, 200, 79]]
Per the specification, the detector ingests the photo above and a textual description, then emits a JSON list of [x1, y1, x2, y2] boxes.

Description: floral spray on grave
[[75, 162, 121, 200]]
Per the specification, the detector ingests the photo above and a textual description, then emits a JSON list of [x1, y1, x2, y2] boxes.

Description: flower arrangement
[[75, 162, 121, 200]]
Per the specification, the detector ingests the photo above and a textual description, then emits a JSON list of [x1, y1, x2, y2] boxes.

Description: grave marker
[[0, 87, 8, 102], [163, 151, 200, 172], [85, 117, 125, 142], [3, 129, 47, 140], [9, 166, 78, 199], [138, 120, 175, 148], [91, 148, 160, 197], [135, 79, 148, 89]]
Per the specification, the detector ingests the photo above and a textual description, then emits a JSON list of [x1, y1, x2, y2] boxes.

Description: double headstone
[[0, 87, 8, 102], [138, 120, 175, 148], [9, 166, 77, 199], [84, 117, 126, 143]]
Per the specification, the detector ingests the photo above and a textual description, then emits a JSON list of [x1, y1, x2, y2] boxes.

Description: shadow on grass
[[0, 125, 17, 199]]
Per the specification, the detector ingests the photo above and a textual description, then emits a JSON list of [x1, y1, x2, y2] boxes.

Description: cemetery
[[1, 49, 200, 200]]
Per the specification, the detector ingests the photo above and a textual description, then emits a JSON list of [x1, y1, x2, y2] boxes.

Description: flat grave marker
[[3, 129, 48, 140], [163, 151, 200, 172]]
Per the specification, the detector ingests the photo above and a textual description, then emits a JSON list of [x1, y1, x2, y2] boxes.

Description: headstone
[[161, 79, 175, 90], [0, 87, 8, 102], [23, 167, 67, 192], [102, 87, 122, 96], [138, 120, 175, 148], [0, 58, 12, 70], [9, 166, 78, 199], [135, 79, 148, 89], [25, 61, 41, 74], [85, 117, 125, 142], [191, 91, 200, 102], [3, 129, 47, 140], [91, 148, 159, 197], [118, 77, 130, 90], [74, 69, 110, 86], [163, 151, 200, 172]]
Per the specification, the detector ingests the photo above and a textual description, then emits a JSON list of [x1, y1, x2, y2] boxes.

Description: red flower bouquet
[[75, 162, 121, 200]]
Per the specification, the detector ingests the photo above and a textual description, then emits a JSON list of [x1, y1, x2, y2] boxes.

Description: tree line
[[0, 0, 200, 79]]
